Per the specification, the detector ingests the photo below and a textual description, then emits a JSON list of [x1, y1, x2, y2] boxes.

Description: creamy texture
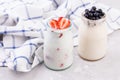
[[78, 17, 107, 60], [44, 28, 73, 70]]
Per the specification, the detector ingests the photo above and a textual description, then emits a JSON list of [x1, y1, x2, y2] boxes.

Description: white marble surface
[[0, 0, 120, 80]]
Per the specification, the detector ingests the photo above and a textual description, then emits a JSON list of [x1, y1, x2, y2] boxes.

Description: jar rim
[[82, 12, 106, 24]]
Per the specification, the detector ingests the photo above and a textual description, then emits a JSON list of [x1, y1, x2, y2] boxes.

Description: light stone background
[[0, 0, 120, 80]]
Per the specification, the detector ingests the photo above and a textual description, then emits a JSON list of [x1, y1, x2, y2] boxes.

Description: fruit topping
[[49, 17, 71, 30], [84, 6, 105, 20]]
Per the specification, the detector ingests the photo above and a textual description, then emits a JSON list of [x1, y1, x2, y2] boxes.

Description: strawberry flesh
[[49, 17, 70, 30]]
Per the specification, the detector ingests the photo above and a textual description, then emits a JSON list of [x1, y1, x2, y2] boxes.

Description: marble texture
[[0, 0, 120, 80]]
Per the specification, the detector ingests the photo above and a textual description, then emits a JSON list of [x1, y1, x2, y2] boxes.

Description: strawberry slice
[[50, 19, 59, 29], [61, 19, 70, 29], [58, 17, 63, 22], [50, 20, 55, 28], [59, 18, 66, 29], [50, 17, 70, 30], [56, 22, 60, 29], [52, 19, 58, 29], [58, 17, 63, 28], [64, 20, 70, 29]]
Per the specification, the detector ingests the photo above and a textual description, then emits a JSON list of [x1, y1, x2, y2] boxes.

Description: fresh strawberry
[[64, 20, 70, 29], [50, 20, 55, 28], [50, 19, 58, 29], [58, 17, 63, 28], [59, 18, 66, 29], [50, 17, 70, 30], [58, 17, 63, 22], [52, 19, 59, 29], [61, 19, 70, 29]]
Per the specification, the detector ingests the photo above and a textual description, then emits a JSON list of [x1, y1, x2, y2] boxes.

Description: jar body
[[44, 29, 73, 70], [78, 17, 107, 60]]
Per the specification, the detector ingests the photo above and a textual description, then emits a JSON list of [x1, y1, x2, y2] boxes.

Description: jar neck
[[82, 14, 106, 27]]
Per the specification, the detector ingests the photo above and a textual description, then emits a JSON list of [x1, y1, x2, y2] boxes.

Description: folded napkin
[[0, 0, 120, 72]]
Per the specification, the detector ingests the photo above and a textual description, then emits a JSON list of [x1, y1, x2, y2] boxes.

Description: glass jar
[[44, 20, 73, 70], [78, 14, 107, 61]]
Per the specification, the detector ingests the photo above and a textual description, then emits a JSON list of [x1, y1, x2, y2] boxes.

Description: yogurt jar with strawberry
[[78, 6, 107, 61], [44, 17, 73, 70]]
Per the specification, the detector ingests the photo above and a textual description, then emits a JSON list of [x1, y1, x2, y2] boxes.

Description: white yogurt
[[78, 14, 107, 61], [44, 22, 73, 70]]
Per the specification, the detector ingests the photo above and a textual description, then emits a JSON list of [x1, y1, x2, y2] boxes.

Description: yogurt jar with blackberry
[[78, 6, 107, 61]]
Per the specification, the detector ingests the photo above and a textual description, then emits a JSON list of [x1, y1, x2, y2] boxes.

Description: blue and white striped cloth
[[0, 0, 120, 72]]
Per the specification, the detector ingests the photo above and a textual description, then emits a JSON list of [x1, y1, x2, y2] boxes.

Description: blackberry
[[84, 6, 105, 20], [101, 12, 105, 16], [84, 14, 89, 18], [88, 12, 93, 17], [91, 17, 96, 20], [97, 9, 102, 13], [92, 6, 96, 10], [95, 17, 100, 20], [93, 12, 99, 17], [90, 9, 95, 13], [85, 9, 89, 13]]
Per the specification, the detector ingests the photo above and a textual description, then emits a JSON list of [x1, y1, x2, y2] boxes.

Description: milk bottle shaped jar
[[78, 6, 107, 61]]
